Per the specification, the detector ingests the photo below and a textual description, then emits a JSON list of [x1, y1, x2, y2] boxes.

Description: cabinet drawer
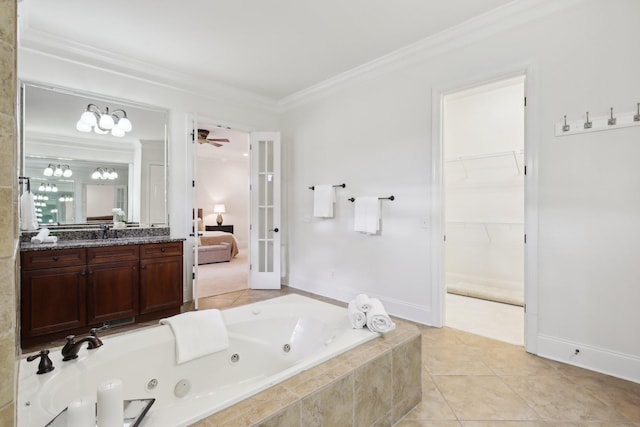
[[21, 248, 86, 270], [140, 242, 183, 259], [87, 245, 140, 264]]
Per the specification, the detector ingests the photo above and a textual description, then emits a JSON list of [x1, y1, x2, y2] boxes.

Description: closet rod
[[348, 196, 395, 202], [308, 183, 346, 190]]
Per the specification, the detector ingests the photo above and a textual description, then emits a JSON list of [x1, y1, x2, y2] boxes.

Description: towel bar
[[348, 196, 394, 202], [309, 183, 346, 190]]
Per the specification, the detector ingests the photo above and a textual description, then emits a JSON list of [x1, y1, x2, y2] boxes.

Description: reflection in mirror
[[20, 82, 169, 228]]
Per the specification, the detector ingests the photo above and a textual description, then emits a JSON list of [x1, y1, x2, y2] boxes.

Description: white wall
[[281, 0, 640, 381]]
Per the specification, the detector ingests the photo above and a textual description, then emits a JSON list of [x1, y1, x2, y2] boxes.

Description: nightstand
[[205, 225, 234, 234]]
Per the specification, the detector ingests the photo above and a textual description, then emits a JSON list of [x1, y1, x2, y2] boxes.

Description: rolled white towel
[[353, 293, 372, 312], [348, 300, 367, 329], [30, 228, 50, 244], [41, 236, 57, 243], [366, 298, 396, 334]]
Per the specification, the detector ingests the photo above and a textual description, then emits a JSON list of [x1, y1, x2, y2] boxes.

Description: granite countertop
[[20, 236, 185, 252]]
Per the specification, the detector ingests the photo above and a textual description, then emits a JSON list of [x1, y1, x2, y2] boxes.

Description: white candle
[[97, 379, 123, 427], [67, 396, 95, 427]]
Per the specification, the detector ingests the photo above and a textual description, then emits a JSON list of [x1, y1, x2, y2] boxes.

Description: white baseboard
[[537, 334, 640, 383], [286, 277, 434, 326]]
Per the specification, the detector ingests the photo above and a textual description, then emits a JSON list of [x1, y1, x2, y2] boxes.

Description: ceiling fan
[[197, 129, 230, 147]]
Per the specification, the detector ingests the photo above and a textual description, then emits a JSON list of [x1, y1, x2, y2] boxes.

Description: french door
[[249, 132, 281, 289]]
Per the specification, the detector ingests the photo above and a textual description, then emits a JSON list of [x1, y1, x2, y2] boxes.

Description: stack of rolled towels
[[348, 293, 395, 333]]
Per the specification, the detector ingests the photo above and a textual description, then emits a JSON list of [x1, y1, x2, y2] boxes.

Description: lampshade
[[213, 204, 226, 214]]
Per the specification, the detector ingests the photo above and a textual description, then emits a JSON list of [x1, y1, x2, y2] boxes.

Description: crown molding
[[277, 0, 584, 111], [19, 28, 280, 113]]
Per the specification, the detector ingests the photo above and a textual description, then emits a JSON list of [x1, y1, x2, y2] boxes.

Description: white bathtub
[[18, 294, 378, 427]]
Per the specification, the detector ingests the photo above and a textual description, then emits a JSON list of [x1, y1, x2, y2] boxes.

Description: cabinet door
[[21, 266, 87, 337], [139, 256, 183, 313], [87, 260, 139, 324]]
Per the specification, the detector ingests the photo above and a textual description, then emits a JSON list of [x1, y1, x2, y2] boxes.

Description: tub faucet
[[61, 325, 108, 361]]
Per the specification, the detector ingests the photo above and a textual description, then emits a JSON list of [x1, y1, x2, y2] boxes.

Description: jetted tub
[[18, 294, 378, 427]]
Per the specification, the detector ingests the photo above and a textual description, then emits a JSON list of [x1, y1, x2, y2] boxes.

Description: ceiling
[[19, 0, 515, 101]]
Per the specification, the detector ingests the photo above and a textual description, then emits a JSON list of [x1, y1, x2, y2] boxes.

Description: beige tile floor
[[446, 293, 524, 346], [24, 287, 640, 426]]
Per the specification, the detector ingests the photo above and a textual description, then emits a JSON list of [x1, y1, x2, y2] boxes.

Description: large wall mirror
[[20, 82, 169, 228]]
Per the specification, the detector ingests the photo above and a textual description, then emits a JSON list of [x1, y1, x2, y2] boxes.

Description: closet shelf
[[446, 221, 524, 243], [446, 149, 524, 177]]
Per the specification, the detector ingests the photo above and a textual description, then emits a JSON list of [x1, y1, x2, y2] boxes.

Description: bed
[[200, 231, 239, 258], [195, 208, 239, 258]]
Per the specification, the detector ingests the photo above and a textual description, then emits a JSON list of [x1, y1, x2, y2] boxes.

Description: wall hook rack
[[348, 196, 395, 202], [556, 103, 640, 136], [308, 183, 346, 190]]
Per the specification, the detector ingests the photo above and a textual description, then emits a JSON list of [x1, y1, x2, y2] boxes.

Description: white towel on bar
[[353, 294, 372, 312], [366, 298, 396, 334], [354, 197, 380, 234], [313, 185, 336, 218], [20, 192, 38, 231], [348, 300, 367, 329], [30, 228, 50, 244], [160, 309, 229, 364]]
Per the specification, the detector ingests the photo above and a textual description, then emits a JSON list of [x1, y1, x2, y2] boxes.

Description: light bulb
[[43, 165, 54, 176], [43, 196, 48, 201], [76, 120, 92, 132], [59, 196, 64, 201], [109, 170, 118, 179], [51, 184, 58, 192], [38, 184, 45, 191], [63, 167, 73, 177], [94, 126, 108, 135], [99, 113, 115, 130], [117, 117, 132, 132], [111, 127, 125, 137], [53, 165, 63, 177], [80, 110, 97, 126], [91, 169, 101, 179]]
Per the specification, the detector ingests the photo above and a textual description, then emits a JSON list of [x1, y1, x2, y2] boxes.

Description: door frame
[[187, 114, 253, 306], [430, 62, 539, 353]]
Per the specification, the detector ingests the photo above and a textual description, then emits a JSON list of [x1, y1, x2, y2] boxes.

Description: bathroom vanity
[[20, 237, 184, 348]]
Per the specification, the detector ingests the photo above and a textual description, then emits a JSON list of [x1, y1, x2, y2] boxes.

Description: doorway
[[194, 125, 250, 299], [442, 75, 526, 345]]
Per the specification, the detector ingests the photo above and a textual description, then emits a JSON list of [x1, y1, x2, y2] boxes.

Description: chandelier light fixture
[[76, 104, 133, 137], [91, 167, 119, 180], [43, 163, 72, 178], [58, 195, 74, 202]]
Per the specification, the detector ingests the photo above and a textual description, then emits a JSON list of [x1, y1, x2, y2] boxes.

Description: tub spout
[[61, 334, 103, 361]]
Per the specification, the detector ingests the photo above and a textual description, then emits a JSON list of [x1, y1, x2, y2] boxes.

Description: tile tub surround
[[192, 319, 422, 427]]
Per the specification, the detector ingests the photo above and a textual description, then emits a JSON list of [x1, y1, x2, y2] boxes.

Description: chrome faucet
[[61, 325, 108, 361], [100, 223, 111, 239]]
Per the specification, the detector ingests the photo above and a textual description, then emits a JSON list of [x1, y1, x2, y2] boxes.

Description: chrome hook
[[634, 103, 640, 122], [608, 107, 616, 126], [562, 115, 570, 132], [584, 112, 592, 129]]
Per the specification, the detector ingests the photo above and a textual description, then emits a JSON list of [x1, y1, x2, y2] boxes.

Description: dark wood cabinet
[[139, 242, 183, 315], [21, 264, 87, 338], [20, 241, 183, 347], [87, 260, 139, 324], [87, 245, 140, 323]]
